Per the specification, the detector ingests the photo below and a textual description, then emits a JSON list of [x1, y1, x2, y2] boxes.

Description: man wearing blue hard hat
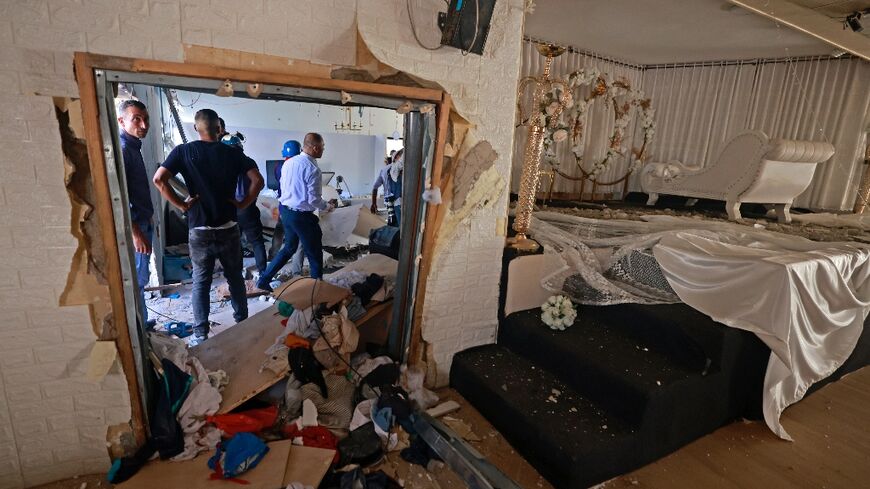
[[257, 133, 335, 291], [269, 139, 306, 281]]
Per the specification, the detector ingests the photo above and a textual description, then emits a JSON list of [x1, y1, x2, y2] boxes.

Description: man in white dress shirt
[[256, 133, 334, 290]]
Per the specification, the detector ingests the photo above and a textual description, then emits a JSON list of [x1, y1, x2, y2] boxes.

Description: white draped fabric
[[530, 211, 870, 439], [643, 58, 870, 210], [514, 39, 870, 209]]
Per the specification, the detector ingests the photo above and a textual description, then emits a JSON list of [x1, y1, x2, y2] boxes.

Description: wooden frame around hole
[[73, 52, 451, 444]]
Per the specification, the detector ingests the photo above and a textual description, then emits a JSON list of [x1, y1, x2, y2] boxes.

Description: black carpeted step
[[451, 344, 638, 489], [499, 308, 710, 427]]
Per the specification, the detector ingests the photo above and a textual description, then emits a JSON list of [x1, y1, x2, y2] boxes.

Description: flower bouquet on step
[[541, 295, 577, 331]]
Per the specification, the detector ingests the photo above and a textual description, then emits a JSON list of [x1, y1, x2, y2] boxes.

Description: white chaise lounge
[[640, 131, 835, 222]]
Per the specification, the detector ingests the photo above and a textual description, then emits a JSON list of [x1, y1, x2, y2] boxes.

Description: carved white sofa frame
[[640, 131, 835, 223]]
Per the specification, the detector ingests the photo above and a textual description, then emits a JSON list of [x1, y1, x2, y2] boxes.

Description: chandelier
[[334, 107, 363, 132]]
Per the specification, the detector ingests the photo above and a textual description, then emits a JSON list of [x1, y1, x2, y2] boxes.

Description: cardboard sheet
[[319, 204, 385, 247], [283, 446, 336, 486], [117, 440, 292, 489], [271, 277, 351, 310], [191, 305, 287, 413]]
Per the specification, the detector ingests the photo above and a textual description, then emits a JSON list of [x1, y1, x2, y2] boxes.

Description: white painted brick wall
[[0, 0, 522, 484], [359, 0, 525, 385]]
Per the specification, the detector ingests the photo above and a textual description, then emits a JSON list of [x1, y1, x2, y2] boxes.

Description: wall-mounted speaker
[[439, 0, 496, 55]]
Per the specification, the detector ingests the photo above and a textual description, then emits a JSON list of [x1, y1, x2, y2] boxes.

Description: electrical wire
[[274, 277, 367, 383], [146, 305, 182, 323], [460, 0, 480, 56], [407, 0, 443, 51]]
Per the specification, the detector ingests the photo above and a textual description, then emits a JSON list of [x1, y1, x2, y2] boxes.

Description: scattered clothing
[[206, 406, 278, 437], [345, 296, 366, 322], [284, 333, 310, 350], [208, 432, 269, 482], [400, 436, 440, 468], [336, 422, 383, 468], [152, 358, 192, 459], [340, 468, 402, 489], [313, 310, 360, 370], [301, 374, 356, 438], [283, 424, 339, 458], [287, 346, 328, 397], [351, 274, 385, 306], [324, 270, 370, 291], [361, 363, 400, 390]]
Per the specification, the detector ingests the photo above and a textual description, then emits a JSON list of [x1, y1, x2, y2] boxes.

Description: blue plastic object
[[208, 432, 269, 481], [163, 321, 193, 338]]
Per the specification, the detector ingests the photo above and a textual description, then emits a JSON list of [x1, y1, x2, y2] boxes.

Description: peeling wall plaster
[[358, 0, 526, 384]]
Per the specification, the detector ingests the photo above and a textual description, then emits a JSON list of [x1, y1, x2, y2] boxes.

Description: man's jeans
[[237, 204, 267, 273], [269, 216, 304, 275], [260, 206, 323, 285], [134, 220, 153, 325], [189, 225, 248, 338]]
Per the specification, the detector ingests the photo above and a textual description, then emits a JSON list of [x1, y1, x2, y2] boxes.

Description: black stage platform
[[452, 298, 870, 488]]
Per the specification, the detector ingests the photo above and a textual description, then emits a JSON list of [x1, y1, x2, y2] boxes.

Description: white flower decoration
[[553, 129, 568, 142], [541, 295, 577, 331]]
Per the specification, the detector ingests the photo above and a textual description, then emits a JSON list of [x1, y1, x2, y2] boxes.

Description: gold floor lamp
[[508, 43, 569, 251]]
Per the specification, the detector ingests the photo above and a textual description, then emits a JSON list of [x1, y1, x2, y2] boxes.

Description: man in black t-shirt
[[153, 109, 264, 344]]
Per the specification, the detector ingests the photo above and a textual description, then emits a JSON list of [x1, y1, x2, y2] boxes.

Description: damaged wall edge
[[54, 96, 139, 458], [69, 47, 458, 448], [72, 53, 151, 451]]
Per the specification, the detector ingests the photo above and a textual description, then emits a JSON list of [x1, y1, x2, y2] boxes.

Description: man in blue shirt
[[218, 117, 267, 275], [117, 100, 156, 329], [153, 109, 264, 343], [257, 133, 334, 291]]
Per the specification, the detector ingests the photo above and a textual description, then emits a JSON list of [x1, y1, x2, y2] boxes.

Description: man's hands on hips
[[180, 195, 199, 212]]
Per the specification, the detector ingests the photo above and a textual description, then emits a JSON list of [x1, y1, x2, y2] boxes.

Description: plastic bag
[[206, 406, 278, 437]]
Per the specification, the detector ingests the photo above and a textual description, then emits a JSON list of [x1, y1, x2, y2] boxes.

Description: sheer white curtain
[[642, 58, 870, 210], [512, 40, 645, 196]]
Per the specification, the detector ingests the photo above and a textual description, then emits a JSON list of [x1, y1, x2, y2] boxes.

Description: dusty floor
[[28, 387, 552, 489], [538, 200, 870, 243], [28, 368, 869, 489]]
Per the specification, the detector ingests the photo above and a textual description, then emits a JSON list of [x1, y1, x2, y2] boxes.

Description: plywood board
[[118, 440, 292, 489], [191, 305, 286, 413], [282, 446, 336, 487]]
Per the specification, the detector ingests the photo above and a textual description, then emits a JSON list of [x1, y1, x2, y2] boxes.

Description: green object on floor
[[277, 300, 294, 317]]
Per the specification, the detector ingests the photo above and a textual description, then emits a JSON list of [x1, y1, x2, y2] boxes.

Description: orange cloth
[[284, 333, 310, 349]]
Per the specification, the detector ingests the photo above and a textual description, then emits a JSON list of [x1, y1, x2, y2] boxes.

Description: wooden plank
[[117, 440, 292, 489], [611, 367, 870, 488], [191, 305, 286, 414], [409, 93, 453, 366], [282, 446, 335, 487], [73, 52, 147, 445], [77, 52, 444, 102], [356, 300, 393, 347], [728, 0, 870, 62]]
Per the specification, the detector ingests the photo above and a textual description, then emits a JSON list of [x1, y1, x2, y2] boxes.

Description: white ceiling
[[523, 0, 838, 64]]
